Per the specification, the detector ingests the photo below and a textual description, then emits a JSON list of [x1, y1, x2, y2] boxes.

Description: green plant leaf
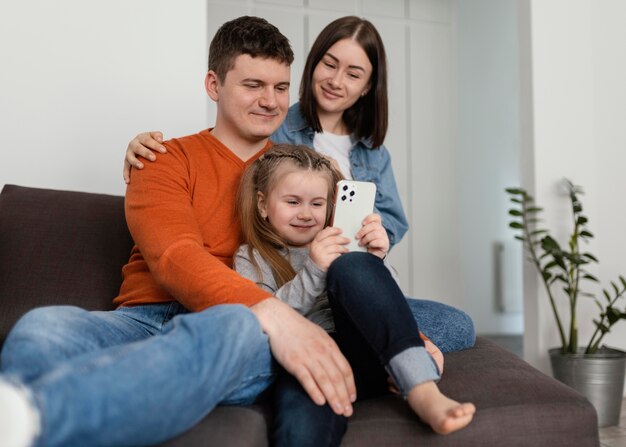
[[620, 276, 626, 288], [544, 260, 558, 270], [582, 273, 599, 282], [603, 290, 612, 303], [510, 198, 523, 204], [607, 306, 621, 325], [508, 210, 522, 217], [541, 236, 560, 250], [531, 229, 549, 236], [526, 207, 543, 213], [505, 188, 525, 195], [582, 253, 598, 262], [509, 222, 523, 229], [577, 216, 588, 225], [612, 282, 620, 295], [565, 253, 586, 266], [514, 235, 525, 241], [593, 320, 610, 334], [580, 230, 594, 238], [554, 255, 567, 270], [592, 298, 603, 311]]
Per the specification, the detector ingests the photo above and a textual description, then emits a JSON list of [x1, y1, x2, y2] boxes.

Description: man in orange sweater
[[0, 16, 354, 447]]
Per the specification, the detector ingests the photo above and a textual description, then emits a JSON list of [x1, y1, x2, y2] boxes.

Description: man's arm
[[234, 246, 355, 415], [124, 136, 271, 310], [251, 297, 356, 416]]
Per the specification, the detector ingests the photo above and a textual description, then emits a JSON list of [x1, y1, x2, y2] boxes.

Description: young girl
[[236, 144, 475, 446], [122, 15, 476, 355]]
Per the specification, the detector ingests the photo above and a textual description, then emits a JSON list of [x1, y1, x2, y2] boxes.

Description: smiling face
[[206, 54, 290, 157], [257, 167, 330, 247], [312, 38, 373, 123]]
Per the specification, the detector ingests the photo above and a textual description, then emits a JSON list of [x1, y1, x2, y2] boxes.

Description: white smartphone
[[330, 180, 377, 252]]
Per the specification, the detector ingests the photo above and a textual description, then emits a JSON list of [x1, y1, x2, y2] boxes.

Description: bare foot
[[407, 381, 475, 435]]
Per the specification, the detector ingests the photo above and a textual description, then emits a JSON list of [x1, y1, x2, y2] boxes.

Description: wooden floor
[[599, 399, 626, 447]]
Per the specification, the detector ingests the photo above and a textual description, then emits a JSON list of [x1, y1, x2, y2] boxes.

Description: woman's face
[[311, 38, 373, 117]]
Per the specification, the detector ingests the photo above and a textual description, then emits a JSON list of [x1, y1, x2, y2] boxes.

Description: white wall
[[521, 0, 626, 378], [455, 0, 523, 334], [0, 0, 208, 196]]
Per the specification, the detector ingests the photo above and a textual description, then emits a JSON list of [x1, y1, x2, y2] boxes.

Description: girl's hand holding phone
[[309, 227, 350, 271], [356, 213, 389, 259]]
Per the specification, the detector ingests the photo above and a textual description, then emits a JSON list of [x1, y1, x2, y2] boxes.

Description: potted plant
[[506, 179, 626, 427]]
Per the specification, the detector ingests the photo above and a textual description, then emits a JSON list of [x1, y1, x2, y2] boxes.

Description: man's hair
[[237, 144, 343, 288], [299, 16, 388, 148], [209, 16, 294, 82]]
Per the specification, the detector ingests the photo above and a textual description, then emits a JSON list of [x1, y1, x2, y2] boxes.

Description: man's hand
[[251, 297, 356, 416], [309, 227, 349, 271], [123, 131, 168, 184], [355, 213, 389, 259]]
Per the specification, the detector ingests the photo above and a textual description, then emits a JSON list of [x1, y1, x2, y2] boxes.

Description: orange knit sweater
[[113, 129, 273, 311]]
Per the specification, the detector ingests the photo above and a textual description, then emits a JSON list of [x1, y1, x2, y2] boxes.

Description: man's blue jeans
[[0, 285, 474, 446], [0, 303, 277, 447]]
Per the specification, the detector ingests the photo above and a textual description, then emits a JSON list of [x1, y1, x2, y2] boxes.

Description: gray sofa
[[0, 184, 600, 446]]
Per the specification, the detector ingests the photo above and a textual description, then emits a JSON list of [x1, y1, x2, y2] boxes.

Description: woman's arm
[[123, 131, 168, 183], [372, 146, 409, 247]]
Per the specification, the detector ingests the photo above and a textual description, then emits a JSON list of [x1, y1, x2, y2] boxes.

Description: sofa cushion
[[0, 184, 133, 344], [340, 337, 599, 447], [156, 337, 599, 447]]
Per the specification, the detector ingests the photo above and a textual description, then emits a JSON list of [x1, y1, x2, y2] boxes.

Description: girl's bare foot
[[407, 381, 475, 435]]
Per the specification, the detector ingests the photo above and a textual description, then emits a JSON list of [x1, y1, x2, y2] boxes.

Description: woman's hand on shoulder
[[309, 227, 349, 271], [356, 213, 389, 259], [123, 131, 167, 184]]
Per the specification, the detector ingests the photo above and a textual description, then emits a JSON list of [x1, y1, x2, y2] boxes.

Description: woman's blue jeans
[[0, 302, 277, 447], [271, 252, 475, 447]]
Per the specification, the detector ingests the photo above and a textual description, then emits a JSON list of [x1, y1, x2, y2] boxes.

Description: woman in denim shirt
[[271, 103, 408, 247]]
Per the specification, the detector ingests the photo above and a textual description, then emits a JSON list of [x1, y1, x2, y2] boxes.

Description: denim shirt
[[271, 103, 409, 247]]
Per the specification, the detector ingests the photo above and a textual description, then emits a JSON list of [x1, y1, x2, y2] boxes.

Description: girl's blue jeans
[[271, 252, 475, 447]]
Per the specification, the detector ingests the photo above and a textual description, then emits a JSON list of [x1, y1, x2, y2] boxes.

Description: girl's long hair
[[299, 16, 388, 148], [237, 144, 343, 288]]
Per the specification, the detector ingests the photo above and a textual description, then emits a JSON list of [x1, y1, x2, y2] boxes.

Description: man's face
[[210, 54, 290, 145]]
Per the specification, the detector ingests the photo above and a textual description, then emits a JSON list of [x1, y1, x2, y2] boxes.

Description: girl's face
[[258, 169, 329, 246], [312, 38, 373, 118]]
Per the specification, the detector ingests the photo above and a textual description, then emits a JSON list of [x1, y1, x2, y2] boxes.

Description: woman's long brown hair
[[299, 16, 388, 148], [237, 144, 343, 288]]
